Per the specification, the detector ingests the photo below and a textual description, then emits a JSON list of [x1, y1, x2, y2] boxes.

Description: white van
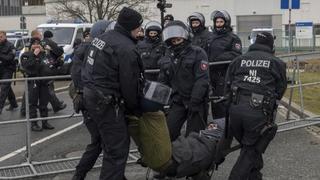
[[248, 28, 275, 44], [36, 23, 92, 63]]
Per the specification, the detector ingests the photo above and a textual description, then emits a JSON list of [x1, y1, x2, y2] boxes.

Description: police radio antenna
[[156, 0, 172, 28]]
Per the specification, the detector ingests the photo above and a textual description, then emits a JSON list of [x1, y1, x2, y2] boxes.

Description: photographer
[[20, 30, 57, 131]]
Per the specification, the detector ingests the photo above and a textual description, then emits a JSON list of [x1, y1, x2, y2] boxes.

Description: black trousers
[[74, 110, 102, 178], [0, 70, 17, 109], [228, 95, 267, 180], [83, 88, 129, 180], [28, 80, 49, 118], [167, 100, 207, 141], [48, 81, 63, 111], [210, 70, 227, 120]]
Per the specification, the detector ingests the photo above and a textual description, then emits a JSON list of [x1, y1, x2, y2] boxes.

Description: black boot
[[53, 102, 67, 113], [71, 175, 85, 180], [31, 122, 42, 132], [42, 121, 54, 130]]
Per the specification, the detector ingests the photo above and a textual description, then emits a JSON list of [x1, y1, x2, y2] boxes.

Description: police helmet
[[145, 21, 162, 34], [164, 14, 174, 21], [140, 81, 172, 112], [162, 20, 191, 43], [211, 10, 231, 27], [90, 20, 115, 39], [187, 12, 205, 27]]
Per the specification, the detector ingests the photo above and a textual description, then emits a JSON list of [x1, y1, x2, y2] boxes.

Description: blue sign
[[281, 0, 300, 9], [296, 22, 313, 27]]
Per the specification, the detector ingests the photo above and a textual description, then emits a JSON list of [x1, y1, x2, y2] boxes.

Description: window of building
[[285, 24, 296, 36], [24, 0, 44, 6]]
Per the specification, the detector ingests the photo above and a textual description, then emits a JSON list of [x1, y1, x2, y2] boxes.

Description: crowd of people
[[0, 6, 287, 180]]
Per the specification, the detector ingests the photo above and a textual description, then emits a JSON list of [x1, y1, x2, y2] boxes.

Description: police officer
[[164, 14, 174, 26], [20, 30, 56, 131], [43, 30, 67, 113], [137, 21, 165, 81], [0, 31, 18, 114], [81, 7, 143, 180], [71, 19, 115, 180], [225, 32, 287, 180], [187, 12, 212, 50], [207, 10, 242, 120], [158, 20, 209, 141]]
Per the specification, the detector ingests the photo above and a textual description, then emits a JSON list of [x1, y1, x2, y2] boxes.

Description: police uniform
[[207, 10, 242, 120], [20, 43, 51, 131], [81, 7, 143, 180], [137, 21, 165, 81], [188, 12, 212, 50], [71, 20, 114, 180], [225, 32, 287, 180], [159, 21, 210, 141], [42, 34, 66, 113], [0, 39, 18, 113]]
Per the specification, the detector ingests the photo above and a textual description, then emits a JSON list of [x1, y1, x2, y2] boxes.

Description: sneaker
[[6, 104, 19, 111]]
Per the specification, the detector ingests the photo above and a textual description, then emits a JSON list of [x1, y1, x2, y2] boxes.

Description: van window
[[16, 39, 24, 50], [37, 27, 75, 45], [75, 28, 84, 40]]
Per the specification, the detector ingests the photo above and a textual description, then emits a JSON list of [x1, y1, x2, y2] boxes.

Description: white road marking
[[0, 121, 83, 162]]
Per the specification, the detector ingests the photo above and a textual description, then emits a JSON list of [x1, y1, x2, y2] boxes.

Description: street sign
[[295, 21, 313, 39], [281, 0, 300, 9]]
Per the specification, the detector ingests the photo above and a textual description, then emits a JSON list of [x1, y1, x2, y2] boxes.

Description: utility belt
[[96, 90, 123, 107], [231, 86, 276, 117]]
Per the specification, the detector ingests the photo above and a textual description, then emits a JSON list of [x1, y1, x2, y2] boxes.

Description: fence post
[[24, 78, 32, 163], [286, 56, 297, 120], [296, 55, 305, 119]]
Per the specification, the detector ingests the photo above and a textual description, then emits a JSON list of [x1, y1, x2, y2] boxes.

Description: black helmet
[[211, 10, 231, 28], [145, 21, 162, 34], [187, 12, 205, 27], [164, 14, 174, 21], [162, 20, 191, 43]]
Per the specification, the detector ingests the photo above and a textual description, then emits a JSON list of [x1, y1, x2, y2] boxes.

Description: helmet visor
[[162, 25, 189, 42]]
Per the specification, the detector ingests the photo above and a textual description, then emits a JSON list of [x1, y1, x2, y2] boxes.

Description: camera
[[157, 0, 172, 10]]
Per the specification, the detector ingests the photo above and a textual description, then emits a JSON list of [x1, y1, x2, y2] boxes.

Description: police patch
[[235, 43, 241, 50], [200, 61, 208, 71]]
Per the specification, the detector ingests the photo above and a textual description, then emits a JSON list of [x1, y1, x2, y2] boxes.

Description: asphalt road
[[0, 91, 319, 180]]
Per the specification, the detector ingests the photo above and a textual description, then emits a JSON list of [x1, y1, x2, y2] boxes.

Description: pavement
[[0, 86, 319, 179]]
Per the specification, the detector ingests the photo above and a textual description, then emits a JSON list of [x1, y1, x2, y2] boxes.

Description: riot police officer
[[225, 32, 287, 180], [71, 19, 115, 180], [187, 12, 212, 50], [20, 30, 57, 131], [0, 31, 18, 114], [207, 10, 242, 120], [137, 21, 165, 81], [81, 7, 144, 180], [158, 20, 209, 141]]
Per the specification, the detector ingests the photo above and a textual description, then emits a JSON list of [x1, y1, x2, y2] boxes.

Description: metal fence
[[0, 52, 320, 179], [238, 30, 320, 53]]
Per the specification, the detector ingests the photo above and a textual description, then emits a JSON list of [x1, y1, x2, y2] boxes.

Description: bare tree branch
[[51, 0, 153, 23]]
